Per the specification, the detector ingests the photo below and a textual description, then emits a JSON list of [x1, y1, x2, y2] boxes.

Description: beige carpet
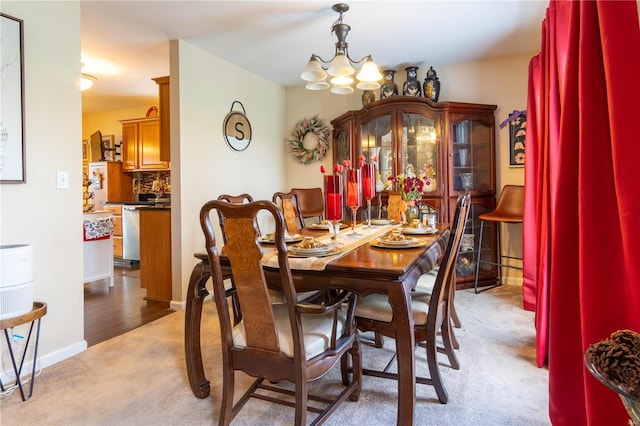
[[0, 285, 549, 425]]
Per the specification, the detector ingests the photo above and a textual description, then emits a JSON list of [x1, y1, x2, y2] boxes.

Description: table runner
[[261, 223, 399, 271]]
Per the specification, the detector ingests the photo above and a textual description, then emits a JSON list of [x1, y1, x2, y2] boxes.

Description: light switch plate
[[56, 170, 69, 189]]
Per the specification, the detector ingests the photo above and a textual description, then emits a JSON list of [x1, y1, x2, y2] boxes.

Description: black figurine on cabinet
[[403, 66, 422, 97], [423, 66, 441, 102], [380, 70, 398, 99]]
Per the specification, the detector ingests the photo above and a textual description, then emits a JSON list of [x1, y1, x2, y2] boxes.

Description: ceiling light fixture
[[81, 73, 97, 91], [301, 3, 382, 94]]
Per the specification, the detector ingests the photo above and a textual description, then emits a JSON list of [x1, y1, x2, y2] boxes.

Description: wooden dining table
[[184, 223, 450, 425]]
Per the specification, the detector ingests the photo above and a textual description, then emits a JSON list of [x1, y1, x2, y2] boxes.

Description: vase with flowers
[[388, 172, 430, 223]]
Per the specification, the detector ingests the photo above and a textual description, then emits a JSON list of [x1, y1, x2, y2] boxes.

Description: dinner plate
[[370, 238, 428, 249], [258, 233, 304, 244], [308, 222, 347, 230], [288, 242, 331, 255], [376, 237, 416, 246], [400, 227, 438, 235], [288, 247, 342, 258], [370, 219, 396, 226]]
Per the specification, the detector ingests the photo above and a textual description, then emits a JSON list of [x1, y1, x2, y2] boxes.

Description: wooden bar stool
[[474, 185, 524, 293]]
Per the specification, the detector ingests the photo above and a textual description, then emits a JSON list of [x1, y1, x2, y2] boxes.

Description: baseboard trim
[[1, 340, 86, 384]]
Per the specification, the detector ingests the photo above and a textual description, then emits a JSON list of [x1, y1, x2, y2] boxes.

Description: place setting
[[258, 232, 305, 244], [287, 236, 342, 258], [370, 229, 429, 249]]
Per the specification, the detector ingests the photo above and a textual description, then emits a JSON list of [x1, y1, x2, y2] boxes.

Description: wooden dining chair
[[272, 191, 305, 233], [200, 199, 362, 425], [415, 193, 473, 352], [217, 193, 255, 243], [354, 193, 471, 404], [291, 187, 324, 224]]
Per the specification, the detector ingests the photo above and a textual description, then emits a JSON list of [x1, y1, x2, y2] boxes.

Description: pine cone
[[589, 338, 640, 395], [611, 329, 640, 354]]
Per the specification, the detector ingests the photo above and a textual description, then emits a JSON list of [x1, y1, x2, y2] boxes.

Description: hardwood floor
[[84, 264, 174, 347]]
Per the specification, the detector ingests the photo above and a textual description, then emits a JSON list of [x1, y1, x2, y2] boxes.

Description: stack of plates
[[258, 233, 304, 243], [370, 219, 395, 226], [370, 237, 428, 249], [308, 222, 346, 230], [401, 227, 438, 235], [288, 241, 340, 257]]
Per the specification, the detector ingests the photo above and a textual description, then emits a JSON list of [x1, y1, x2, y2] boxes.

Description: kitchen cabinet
[[331, 97, 497, 289], [101, 204, 124, 258], [121, 117, 170, 171], [152, 76, 170, 163], [140, 208, 172, 302]]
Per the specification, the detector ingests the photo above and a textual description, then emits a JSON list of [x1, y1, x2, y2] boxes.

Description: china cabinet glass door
[[450, 118, 493, 195], [360, 115, 393, 192], [401, 113, 438, 194]]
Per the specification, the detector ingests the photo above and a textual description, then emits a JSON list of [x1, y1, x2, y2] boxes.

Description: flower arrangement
[[424, 160, 436, 181], [388, 173, 430, 201]]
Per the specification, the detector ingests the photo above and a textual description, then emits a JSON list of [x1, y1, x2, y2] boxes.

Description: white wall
[[170, 40, 286, 309], [0, 1, 85, 377]]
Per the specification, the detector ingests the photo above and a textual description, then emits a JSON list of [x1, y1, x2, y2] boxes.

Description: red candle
[[362, 164, 376, 199], [326, 193, 343, 220], [344, 169, 362, 208], [324, 174, 343, 221], [347, 183, 358, 207]]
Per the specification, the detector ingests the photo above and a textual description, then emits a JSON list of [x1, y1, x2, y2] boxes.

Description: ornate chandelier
[[301, 3, 382, 94]]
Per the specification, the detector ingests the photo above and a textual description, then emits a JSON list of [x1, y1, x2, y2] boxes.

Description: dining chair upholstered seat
[[291, 187, 324, 223], [355, 193, 471, 404], [200, 199, 361, 425], [474, 185, 524, 293]]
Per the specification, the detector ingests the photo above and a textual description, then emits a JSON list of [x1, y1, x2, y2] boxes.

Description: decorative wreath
[[288, 116, 331, 165]]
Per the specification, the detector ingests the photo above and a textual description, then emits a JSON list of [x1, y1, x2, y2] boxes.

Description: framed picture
[[102, 135, 115, 161], [509, 111, 526, 167], [82, 140, 90, 163], [0, 13, 26, 183]]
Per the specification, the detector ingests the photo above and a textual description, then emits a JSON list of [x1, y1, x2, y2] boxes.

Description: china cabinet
[[331, 97, 498, 289]]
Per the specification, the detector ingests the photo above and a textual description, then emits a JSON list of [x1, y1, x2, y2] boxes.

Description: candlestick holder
[[344, 168, 363, 237], [361, 163, 376, 227], [324, 174, 344, 241]]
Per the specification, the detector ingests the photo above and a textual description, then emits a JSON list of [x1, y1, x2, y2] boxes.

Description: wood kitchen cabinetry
[[101, 204, 124, 258], [121, 117, 169, 171], [140, 208, 172, 302], [121, 76, 171, 172], [331, 97, 498, 289]]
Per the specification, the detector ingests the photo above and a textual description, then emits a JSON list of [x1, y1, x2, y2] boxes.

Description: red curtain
[[525, 0, 640, 424]]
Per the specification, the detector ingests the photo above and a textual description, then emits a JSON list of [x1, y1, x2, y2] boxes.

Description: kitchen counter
[[103, 200, 170, 207]]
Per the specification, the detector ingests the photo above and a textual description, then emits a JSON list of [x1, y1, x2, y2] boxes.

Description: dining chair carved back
[[354, 192, 471, 404], [291, 187, 324, 224], [216, 193, 256, 244], [200, 199, 362, 425], [272, 191, 305, 233], [215, 193, 256, 325]]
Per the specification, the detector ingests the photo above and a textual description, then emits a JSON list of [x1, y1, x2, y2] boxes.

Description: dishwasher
[[122, 206, 143, 262]]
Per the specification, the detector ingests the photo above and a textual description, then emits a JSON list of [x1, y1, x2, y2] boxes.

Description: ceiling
[[80, 1, 548, 114]]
